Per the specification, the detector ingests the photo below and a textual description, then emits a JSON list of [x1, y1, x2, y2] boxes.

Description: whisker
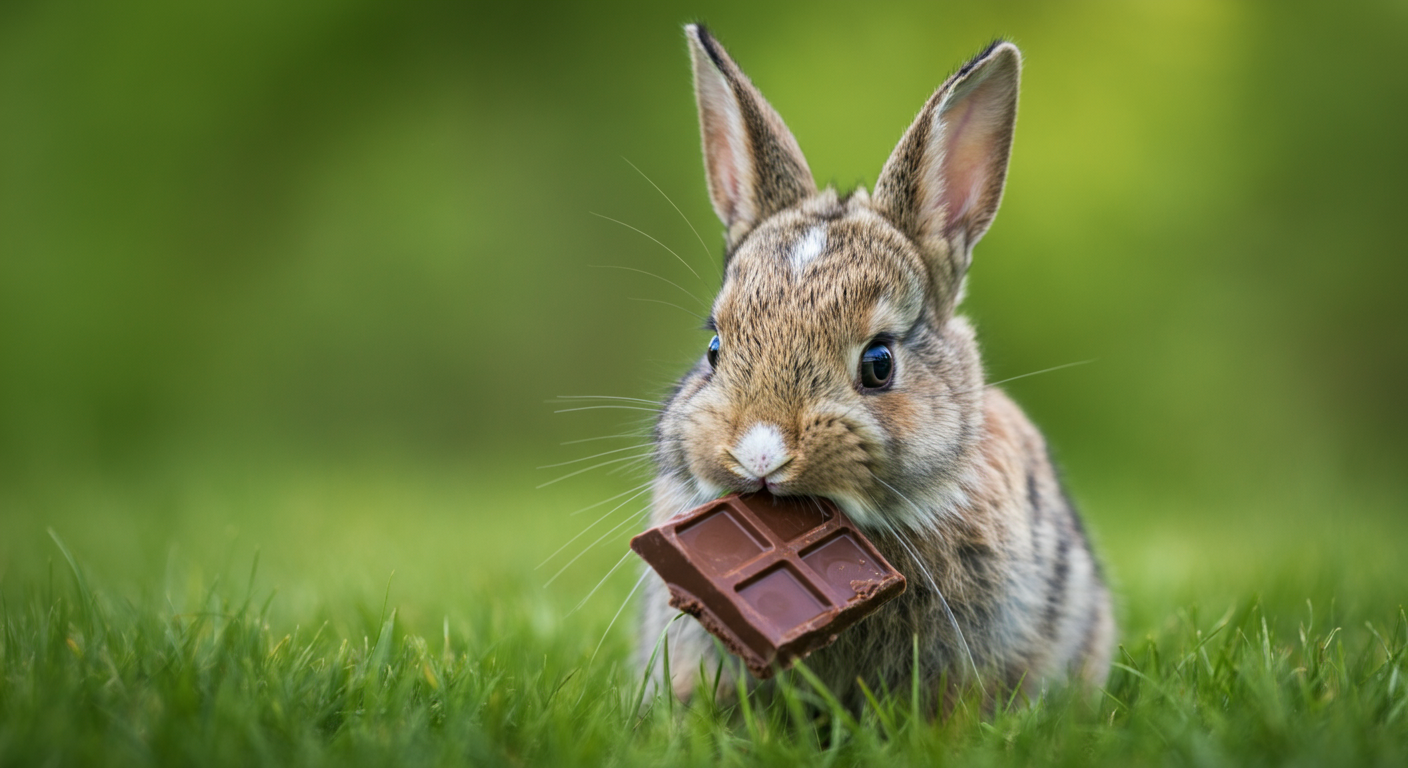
[[621, 156, 721, 282], [536, 485, 654, 569], [553, 405, 662, 414], [537, 444, 653, 470], [878, 511, 987, 698], [543, 504, 651, 588], [562, 480, 653, 519], [628, 297, 706, 321], [561, 434, 651, 446], [868, 474, 987, 697], [605, 455, 655, 478], [589, 211, 704, 283], [590, 264, 710, 309], [553, 395, 662, 404], [583, 489, 702, 662], [568, 548, 634, 616], [956, 359, 1096, 396], [536, 453, 656, 489], [590, 569, 649, 665]]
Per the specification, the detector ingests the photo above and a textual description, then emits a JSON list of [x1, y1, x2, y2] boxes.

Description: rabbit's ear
[[873, 42, 1020, 311], [686, 24, 815, 247]]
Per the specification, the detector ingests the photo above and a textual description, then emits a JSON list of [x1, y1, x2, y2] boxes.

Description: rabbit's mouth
[[757, 477, 792, 496], [703, 467, 791, 498], [738, 464, 797, 496], [694, 465, 879, 534], [717, 475, 774, 496]]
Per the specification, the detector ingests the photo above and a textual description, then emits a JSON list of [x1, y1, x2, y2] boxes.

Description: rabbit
[[638, 24, 1115, 713]]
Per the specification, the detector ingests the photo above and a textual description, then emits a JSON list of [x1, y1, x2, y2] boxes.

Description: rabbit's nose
[[727, 422, 793, 480]]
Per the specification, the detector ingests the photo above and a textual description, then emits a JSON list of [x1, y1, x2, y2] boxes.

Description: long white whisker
[[553, 405, 661, 414], [537, 444, 653, 470], [605, 455, 656, 479], [621, 156, 721, 282], [536, 485, 654, 569], [558, 480, 652, 519], [590, 264, 710, 309], [582, 488, 705, 655], [543, 504, 650, 588], [893, 524, 986, 695], [628, 297, 706, 321], [585, 490, 701, 665], [536, 453, 656, 489], [553, 395, 662, 404], [869, 474, 987, 697], [569, 548, 635, 616], [591, 569, 649, 664], [561, 434, 651, 446], [956, 359, 1096, 397], [589, 212, 703, 283]]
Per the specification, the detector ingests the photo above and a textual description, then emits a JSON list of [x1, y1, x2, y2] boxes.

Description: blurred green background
[[1, 1, 1405, 633]]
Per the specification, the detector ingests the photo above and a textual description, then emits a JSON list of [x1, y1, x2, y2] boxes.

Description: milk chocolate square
[[630, 493, 906, 678]]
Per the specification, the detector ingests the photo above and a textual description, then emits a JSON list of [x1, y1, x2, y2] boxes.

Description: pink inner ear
[[929, 96, 992, 237], [696, 61, 753, 226], [705, 119, 743, 220]]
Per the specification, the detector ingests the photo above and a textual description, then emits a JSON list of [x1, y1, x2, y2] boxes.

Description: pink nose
[[728, 423, 792, 479]]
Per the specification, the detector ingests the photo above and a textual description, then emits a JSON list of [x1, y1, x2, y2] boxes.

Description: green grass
[[2, 460, 1406, 766]]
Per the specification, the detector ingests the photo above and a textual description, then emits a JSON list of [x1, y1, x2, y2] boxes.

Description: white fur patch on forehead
[[729, 422, 791, 480], [788, 225, 828, 273]]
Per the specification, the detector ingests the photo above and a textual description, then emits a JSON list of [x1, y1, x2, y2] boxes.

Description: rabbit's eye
[[859, 341, 894, 391], [707, 335, 720, 369]]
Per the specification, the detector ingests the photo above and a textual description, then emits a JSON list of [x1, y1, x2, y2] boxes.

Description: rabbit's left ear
[[687, 24, 816, 248], [873, 42, 1021, 311]]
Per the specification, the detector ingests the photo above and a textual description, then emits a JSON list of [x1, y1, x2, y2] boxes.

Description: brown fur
[[639, 25, 1115, 712]]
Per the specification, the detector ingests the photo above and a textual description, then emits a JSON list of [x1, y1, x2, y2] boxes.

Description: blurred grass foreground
[[1, 1, 1406, 765]]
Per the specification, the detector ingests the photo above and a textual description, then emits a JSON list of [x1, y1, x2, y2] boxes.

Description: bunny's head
[[656, 26, 1022, 533]]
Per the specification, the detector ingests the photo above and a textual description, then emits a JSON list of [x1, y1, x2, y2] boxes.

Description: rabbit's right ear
[[873, 42, 1021, 315], [686, 24, 815, 248]]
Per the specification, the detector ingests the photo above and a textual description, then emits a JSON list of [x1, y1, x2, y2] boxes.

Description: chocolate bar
[[630, 492, 906, 678]]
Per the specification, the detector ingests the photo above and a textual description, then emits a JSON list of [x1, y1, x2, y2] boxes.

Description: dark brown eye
[[707, 335, 720, 368], [859, 341, 894, 391]]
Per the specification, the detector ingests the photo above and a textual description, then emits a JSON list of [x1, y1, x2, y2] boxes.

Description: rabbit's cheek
[[866, 389, 926, 452], [776, 408, 881, 497]]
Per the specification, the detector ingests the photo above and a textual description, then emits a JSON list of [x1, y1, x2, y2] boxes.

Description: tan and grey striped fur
[[639, 25, 1114, 712]]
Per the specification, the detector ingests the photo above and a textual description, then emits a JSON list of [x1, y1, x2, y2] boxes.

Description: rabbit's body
[[639, 26, 1113, 708]]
